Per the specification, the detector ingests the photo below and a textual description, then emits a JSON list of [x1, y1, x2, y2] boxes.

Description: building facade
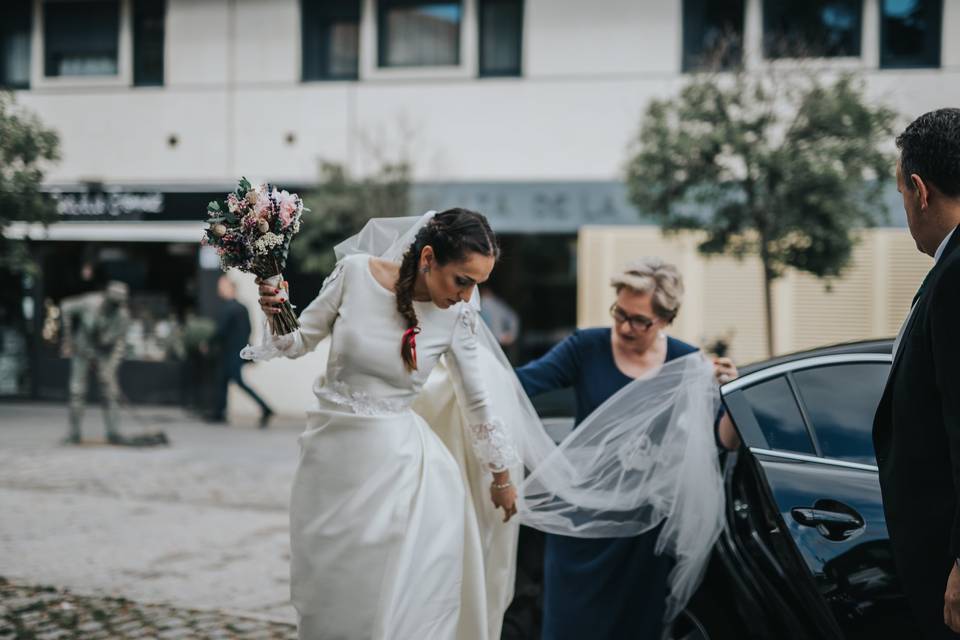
[[2, 0, 957, 410]]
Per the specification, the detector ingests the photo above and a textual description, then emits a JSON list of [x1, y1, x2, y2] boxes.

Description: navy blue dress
[[515, 327, 698, 640]]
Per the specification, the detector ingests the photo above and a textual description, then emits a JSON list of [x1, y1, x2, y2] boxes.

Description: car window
[[792, 363, 889, 465], [530, 387, 576, 419], [741, 376, 815, 455]]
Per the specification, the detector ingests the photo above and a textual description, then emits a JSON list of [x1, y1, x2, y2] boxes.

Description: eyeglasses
[[610, 303, 656, 332]]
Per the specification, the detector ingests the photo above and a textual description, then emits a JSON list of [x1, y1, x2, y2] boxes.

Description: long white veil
[[334, 212, 725, 623]]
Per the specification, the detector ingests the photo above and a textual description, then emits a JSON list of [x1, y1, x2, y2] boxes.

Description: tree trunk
[[752, 200, 775, 357], [762, 263, 775, 358]]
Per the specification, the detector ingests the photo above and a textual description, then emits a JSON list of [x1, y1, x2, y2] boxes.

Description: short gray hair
[[609, 257, 684, 322]]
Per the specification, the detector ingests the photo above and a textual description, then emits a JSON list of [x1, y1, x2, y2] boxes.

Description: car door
[[722, 353, 918, 639]]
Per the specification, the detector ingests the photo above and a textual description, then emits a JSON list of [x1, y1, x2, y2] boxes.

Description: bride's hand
[[255, 277, 285, 315], [490, 473, 518, 523]]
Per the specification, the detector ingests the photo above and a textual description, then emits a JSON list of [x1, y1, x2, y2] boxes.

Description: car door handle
[[791, 506, 864, 541], [791, 508, 859, 527]]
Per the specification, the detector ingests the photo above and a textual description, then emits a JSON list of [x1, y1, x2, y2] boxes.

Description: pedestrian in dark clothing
[[210, 276, 273, 427]]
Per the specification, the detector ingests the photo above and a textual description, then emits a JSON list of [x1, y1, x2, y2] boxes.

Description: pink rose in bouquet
[[273, 188, 300, 228], [253, 189, 273, 219]]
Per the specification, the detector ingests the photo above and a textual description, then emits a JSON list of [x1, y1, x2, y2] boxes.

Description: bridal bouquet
[[201, 177, 306, 335]]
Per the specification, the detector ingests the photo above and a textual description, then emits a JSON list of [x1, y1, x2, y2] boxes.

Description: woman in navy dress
[[515, 257, 739, 640]]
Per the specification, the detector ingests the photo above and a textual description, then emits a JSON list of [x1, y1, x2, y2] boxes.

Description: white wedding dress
[[242, 252, 521, 640]]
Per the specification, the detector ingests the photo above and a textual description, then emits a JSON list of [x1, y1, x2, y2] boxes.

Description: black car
[[676, 338, 919, 640], [504, 340, 919, 640]]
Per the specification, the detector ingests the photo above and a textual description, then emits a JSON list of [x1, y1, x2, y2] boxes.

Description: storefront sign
[[54, 190, 165, 218], [411, 181, 650, 233], [46, 187, 228, 222]]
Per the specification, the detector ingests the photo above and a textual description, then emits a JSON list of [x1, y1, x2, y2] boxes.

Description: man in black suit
[[209, 275, 274, 428], [874, 108, 960, 638]]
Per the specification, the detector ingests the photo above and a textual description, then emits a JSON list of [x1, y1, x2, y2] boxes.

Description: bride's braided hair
[[395, 208, 499, 371]]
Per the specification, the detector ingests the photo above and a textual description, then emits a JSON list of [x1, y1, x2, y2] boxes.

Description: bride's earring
[[420, 266, 430, 274]]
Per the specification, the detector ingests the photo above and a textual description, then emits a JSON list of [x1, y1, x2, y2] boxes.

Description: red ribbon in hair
[[402, 327, 421, 368]]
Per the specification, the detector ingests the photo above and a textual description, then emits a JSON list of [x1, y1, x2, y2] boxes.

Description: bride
[[243, 208, 522, 640]]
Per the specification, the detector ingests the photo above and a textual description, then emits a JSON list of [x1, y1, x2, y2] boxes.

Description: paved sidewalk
[[0, 404, 300, 510], [0, 403, 305, 628], [0, 578, 297, 639]]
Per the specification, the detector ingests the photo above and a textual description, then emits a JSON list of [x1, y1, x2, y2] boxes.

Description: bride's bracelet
[[492, 480, 513, 490]]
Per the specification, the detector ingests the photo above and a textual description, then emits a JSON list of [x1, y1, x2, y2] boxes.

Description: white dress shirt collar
[[935, 226, 957, 264]]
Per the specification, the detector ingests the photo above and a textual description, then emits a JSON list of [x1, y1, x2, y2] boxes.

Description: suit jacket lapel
[[890, 300, 922, 376]]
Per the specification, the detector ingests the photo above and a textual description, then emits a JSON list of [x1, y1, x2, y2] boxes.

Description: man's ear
[[910, 173, 931, 211]]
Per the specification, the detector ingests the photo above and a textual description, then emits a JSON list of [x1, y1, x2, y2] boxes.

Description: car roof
[[736, 339, 894, 377]]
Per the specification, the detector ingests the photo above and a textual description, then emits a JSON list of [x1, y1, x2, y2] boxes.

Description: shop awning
[[6, 221, 206, 242]]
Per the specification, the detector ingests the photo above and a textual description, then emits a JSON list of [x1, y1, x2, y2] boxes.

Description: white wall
[[525, 0, 680, 76], [165, 0, 231, 86], [943, 0, 960, 68], [230, 0, 300, 85]]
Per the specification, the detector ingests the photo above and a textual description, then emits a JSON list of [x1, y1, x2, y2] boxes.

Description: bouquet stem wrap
[[261, 273, 299, 336]]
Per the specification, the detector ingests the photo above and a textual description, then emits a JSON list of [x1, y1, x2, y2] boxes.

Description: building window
[[44, 1, 121, 77], [479, 0, 522, 77], [682, 0, 745, 71], [134, 0, 165, 86], [880, 0, 941, 69], [302, 1, 361, 80], [0, 1, 32, 88], [378, 0, 462, 68], [763, 0, 862, 59]]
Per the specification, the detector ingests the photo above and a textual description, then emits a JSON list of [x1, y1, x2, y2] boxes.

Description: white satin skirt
[[290, 401, 466, 640], [290, 358, 519, 640]]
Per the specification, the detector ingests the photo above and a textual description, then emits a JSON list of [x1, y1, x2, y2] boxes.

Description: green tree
[[291, 159, 411, 275], [625, 70, 897, 356], [0, 91, 60, 272]]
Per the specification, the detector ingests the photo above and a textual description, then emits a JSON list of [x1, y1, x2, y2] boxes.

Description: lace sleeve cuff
[[468, 417, 521, 472]]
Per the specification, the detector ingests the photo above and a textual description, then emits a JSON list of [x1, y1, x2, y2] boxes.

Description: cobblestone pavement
[[0, 403, 303, 625], [0, 578, 297, 639]]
